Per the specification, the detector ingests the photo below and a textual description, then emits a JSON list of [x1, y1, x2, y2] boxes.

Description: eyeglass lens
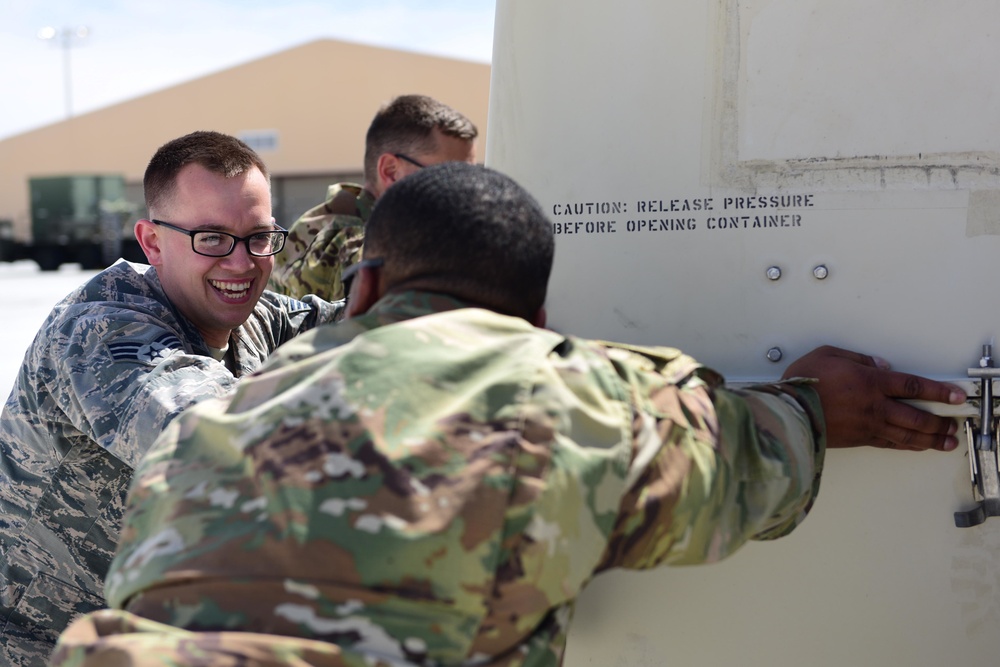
[[193, 231, 285, 257]]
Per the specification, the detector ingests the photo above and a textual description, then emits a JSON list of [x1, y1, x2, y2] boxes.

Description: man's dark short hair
[[144, 131, 269, 213], [364, 162, 554, 320], [363, 95, 478, 183]]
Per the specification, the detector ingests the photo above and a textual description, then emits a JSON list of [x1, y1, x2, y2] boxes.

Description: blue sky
[[0, 0, 496, 141]]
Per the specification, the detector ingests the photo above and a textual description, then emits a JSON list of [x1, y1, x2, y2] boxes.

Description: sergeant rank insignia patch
[[107, 332, 183, 363]]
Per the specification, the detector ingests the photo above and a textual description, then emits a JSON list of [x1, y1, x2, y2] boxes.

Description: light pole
[[37, 26, 90, 119]]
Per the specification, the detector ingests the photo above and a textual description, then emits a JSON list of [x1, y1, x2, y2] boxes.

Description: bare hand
[[782, 345, 966, 451]]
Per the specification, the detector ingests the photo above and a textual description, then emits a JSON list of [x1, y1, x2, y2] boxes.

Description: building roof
[[0, 38, 491, 237]]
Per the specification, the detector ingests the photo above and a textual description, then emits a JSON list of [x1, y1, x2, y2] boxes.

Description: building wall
[[0, 39, 490, 240]]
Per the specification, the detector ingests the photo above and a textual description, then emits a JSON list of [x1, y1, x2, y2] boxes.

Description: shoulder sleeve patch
[[106, 331, 184, 363]]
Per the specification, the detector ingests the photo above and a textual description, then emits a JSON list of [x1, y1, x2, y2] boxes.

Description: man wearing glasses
[[0, 131, 342, 666], [267, 94, 478, 301]]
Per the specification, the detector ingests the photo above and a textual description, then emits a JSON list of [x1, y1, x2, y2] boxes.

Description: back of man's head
[[363, 95, 478, 184], [144, 131, 269, 214], [365, 162, 554, 321]]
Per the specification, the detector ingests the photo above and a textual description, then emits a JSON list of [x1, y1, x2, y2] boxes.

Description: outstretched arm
[[782, 345, 966, 451]]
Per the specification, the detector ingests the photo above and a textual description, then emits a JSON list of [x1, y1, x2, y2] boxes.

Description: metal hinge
[[955, 344, 1000, 527]]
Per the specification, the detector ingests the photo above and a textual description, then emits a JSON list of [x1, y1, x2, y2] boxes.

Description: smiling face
[[136, 163, 275, 348]]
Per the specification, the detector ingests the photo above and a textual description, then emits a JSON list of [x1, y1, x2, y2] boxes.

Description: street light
[[37, 26, 90, 119]]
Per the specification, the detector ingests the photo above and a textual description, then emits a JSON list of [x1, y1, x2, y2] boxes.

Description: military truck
[[0, 174, 145, 271]]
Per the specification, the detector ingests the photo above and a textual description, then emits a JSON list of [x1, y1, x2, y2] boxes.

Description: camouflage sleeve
[[227, 292, 343, 373], [281, 292, 344, 328], [51, 609, 362, 667], [268, 207, 365, 301], [57, 305, 238, 468], [594, 343, 826, 571]]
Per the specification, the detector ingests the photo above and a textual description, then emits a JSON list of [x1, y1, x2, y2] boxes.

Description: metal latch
[[954, 344, 1000, 528]]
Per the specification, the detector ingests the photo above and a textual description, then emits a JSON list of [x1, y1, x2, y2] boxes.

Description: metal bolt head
[[812, 265, 829, 280], [766, 266, 782, 281], [766, 347, 783, 362]]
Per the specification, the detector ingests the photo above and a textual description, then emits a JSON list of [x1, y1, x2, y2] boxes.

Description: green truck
[[0, 174, 145, 271]]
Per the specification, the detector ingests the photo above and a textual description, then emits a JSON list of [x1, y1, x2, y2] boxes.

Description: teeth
[[210, 279, 251, 297]]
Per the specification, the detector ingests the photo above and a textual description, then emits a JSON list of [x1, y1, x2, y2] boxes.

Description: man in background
[[267, 93, 477, 300], [0, 131, 342, 666], [52, 162, 965, 666]]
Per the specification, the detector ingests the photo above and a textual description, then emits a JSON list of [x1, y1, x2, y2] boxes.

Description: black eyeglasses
[[393, 153, 426, 169], [151, 219, 288, 257], [342, 258, 385, 300]]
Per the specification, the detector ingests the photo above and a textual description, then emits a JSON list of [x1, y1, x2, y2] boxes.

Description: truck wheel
[[78, 245, 105, 270], [35, 247, 63, 272]]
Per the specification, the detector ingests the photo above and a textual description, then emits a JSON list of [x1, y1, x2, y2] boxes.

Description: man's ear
[[133, 219, 161, 265], [374, 153, 402, 195], [345, 265, 383, 318], [530, 306, 547, 328]]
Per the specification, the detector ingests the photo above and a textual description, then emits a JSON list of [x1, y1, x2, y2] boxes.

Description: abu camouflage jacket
[[52, 290, 825, 667], [268, 182, 374, 301], [0, 260, 342, 666]]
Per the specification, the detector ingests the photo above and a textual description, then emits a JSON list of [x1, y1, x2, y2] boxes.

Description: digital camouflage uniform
[[0, 260, 343, 667], [52, 291, 826, 667], [268, 183, 375, 301]]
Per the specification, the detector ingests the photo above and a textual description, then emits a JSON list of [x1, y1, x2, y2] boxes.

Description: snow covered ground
[[0, 261, 101, 397]]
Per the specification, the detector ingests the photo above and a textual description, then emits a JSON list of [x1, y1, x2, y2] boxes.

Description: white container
[[486, 1, 1000, 665]]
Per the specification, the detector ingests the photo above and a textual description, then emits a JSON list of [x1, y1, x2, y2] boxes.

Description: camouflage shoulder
[[269, 223, 365, 300], [52, 610, 372, 667], [586, 337, 714, 385], [67, 259, 153, 305]]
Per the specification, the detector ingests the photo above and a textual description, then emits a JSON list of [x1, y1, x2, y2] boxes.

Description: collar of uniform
[[323, 182, 375, 219], [357, 290, 474, 330]]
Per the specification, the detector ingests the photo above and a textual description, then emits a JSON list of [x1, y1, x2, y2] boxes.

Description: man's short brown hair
[[363, 95, 478, 183], [144, 131, 269, 215]]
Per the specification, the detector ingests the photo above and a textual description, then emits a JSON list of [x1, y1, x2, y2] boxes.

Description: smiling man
[[0, 131, 343, 667]]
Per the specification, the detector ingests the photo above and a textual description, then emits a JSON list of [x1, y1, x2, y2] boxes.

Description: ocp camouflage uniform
[[52, 290, 826, 667], [0, 260, 342, 666], [268, 183, 375, 300]]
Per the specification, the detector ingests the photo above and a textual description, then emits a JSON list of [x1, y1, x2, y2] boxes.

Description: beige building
[[0, 38, 490, 244]]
